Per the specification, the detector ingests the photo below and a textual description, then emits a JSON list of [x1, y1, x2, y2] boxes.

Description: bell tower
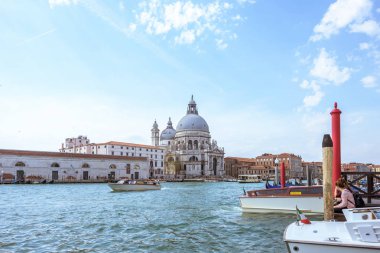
[[187, 95, 198, 115], [151, 120, 160, 146]]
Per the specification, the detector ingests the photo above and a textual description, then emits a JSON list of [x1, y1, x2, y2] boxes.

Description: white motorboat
[[108, 180, 161, 191], [284, 207, 380, 252], [238, 174, 262, 183], [239, 186, 323, 214]]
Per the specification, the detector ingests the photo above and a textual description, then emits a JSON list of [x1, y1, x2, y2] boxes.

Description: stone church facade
[[152, 96, 225, 179]]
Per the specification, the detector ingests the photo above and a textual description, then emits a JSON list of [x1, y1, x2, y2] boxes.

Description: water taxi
[[238, 174, 262, 183], [284, 207, 380, 252], [240, 185, 323, 214], [108, 180, 161, 192]]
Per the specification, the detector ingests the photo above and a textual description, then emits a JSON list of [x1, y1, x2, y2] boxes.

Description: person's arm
[[334, 190, 348, 208]]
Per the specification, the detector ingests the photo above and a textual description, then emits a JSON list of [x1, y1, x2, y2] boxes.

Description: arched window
[[82, 163, 90, 168], [109, 164, 116, 169], [189, 156, 198, 162], [15, 161, 25, 167], [188, 140, 193, 150], [194, 140, 198, 149], [51, 162, 60, 168]]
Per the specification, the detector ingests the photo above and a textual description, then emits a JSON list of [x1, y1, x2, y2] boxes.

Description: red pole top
[[330, 102, 342, 115]]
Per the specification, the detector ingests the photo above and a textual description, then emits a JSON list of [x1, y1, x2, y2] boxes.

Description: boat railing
[[342, 172, 380, 204]]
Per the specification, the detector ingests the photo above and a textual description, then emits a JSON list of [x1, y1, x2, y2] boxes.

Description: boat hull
[[240, 196, 323, 214], [108, 183, 161, 192], [285, 241, 380, 253], [284, 220, 380, 252]]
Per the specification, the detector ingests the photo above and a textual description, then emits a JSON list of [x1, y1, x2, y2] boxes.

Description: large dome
[[176, 114, 209, 132]]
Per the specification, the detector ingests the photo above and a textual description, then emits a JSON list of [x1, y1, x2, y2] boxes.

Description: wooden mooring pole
[[322, 134, 334, 221]]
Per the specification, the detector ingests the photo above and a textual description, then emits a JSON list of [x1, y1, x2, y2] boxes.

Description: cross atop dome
[[187, 95, 198, 115]]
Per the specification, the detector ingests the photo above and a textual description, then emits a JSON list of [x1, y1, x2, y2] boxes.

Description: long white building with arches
[[0, 149, 148, 183]]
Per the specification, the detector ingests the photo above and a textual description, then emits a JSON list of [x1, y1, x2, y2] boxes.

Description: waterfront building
[[224, 157, 257, 178], [301, 161, 322, 181], [59, 140, 165, 179], [341, 162, 371, 172], [158, 96, 225, 179], [255, 153, 303, 178], [224, 153, 303, 179], [0, 149, 147, 183]]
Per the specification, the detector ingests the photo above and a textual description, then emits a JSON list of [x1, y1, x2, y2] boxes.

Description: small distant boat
[[284, 207, 380, 252], [108, 180, 161, 192], [238, 174, 262, 183], [240, 185, 323, 214]]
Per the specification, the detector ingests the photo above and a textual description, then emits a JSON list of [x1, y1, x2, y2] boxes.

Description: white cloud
[[359, 42, 371, 50], [134, 0, 247, 48], [350, 19, 380, 37], [175, 30, 196, 44], [300, 80, 325, 107], [236, 0, 256, 4], [310, 0, 372, 41], [361, 75, 377, 88], [310, 48, 351, 85], [49, 0, 78, 8], [216, 39, 228, 50], [128, 23, 136, 32], [119, 1, 125, 11]]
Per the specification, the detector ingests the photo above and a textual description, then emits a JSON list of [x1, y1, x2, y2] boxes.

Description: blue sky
[[1, 0, 380, 164]]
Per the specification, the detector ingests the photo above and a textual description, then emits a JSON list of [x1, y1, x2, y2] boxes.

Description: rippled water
[[0, 183, 296, 253]]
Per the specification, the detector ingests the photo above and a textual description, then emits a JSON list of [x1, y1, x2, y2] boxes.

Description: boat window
[[255, 188, 288, 196]]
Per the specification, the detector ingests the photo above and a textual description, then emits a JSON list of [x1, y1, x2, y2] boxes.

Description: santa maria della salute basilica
[[151, 96, 225, 179], [0, 96, 224, 183]]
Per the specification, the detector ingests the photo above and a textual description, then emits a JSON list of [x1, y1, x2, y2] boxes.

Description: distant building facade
[[0, 149, 147, 183], [224, 153, 303, 179], [59, 140, 165, 179]]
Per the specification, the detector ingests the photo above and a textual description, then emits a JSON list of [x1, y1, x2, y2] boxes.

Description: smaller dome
[[160, 128, 176, 140], [160, 117, 176, 140]]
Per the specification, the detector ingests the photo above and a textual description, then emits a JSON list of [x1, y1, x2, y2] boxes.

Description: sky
[[1, 0, 380, 164]]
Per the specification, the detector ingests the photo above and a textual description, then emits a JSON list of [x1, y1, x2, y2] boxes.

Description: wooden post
[[322, 134, 334, 221]]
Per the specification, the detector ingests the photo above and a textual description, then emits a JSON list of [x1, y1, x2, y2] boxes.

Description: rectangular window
[[161, 155, 163, 159], [150, 155, 152, 158], [111, 151, 114, 155], [132, 147, 134, 150], [155, 150, 157, 152], [126, 153, 128, 156], [140, 148, 142, 151], [155, 161, 157, 167], [132, 153, 134, 156], [155, 155, 157, 158], [112, 145, 114, 148], [121, 146, 123, 149], [139, 154, 142, 157], [121, 152, 123, 155], [161, 161, 163, 167], [146, 149, 148, 151]]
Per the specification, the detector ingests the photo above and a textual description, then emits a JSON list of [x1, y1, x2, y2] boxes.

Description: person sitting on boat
[[333, 177, 355, 213]]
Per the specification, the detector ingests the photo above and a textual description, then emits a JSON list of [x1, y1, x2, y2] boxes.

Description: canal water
[[0, 182, 297, 253]]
